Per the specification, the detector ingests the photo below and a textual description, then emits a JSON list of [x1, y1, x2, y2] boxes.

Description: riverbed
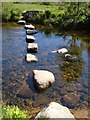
[[2, 22, 89, 118]]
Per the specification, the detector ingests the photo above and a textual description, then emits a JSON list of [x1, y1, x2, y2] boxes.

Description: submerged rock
[[25, 54, 38, 63], [33, 70, 55, 90], [35, 102, 75, 119], [61, 93, 80, 108], [27, 43, 38, 53]]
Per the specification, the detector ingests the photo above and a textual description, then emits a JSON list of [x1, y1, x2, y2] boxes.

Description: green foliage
[[45, 10, 51, 19], [2, 105, 28, 119], [10, 8, 21, 22], [2, 2, 13, 21]]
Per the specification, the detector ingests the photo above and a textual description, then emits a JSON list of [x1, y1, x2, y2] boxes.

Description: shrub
[[10, 8, 21, 22], [2, 106, 28, 119], [45, 10, 51, 19]]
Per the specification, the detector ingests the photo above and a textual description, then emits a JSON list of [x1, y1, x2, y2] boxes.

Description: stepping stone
[[35, 102, 75, 119], [33, 70, 55, 90], [57, 48, 68, 54], [25, 54, 38, 63], [26, 29, 38, 35], [27, 43, 38, 53], [17, 20, 26, 24], [64, 54, 79, 62], [25, 24, 35, 29], [26, 35, 35, 43]]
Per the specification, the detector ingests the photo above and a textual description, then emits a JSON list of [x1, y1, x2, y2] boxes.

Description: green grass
[[13, 3, 59, 12]]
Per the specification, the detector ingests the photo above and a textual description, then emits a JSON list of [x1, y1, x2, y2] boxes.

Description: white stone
[[35, 102, 75, 119], [57, 48, 68, 54], [65, 54, 72, 57], [18, 20, 26, 24], [26, 35, 35, 43], [26, 54, 38, 62], [28, 43, 38, 52], [25, 24, 35, 29], [33, 70, 55, 90]]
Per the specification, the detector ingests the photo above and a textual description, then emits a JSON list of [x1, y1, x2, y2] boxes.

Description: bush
[[45, 10, 51, 19], [2, 105, 28, 119], [10, 8, 21, 22]]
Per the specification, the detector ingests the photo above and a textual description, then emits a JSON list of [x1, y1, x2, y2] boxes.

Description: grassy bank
[[2, 2, 90, 31]]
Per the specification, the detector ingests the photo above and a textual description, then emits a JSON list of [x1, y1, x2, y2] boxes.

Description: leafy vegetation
[[2, 2, 90, 30], [1, 105, 30, 119]]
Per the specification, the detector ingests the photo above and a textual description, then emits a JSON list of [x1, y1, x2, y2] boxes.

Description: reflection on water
[[2, 23, 89, 111]]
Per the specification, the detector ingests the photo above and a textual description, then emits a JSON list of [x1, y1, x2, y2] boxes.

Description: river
[[1, 22, 89, 117]]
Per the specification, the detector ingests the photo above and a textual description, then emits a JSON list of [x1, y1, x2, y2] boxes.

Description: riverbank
[[2, 2, 90, 31]]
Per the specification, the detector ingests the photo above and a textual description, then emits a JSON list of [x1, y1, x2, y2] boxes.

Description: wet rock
[[57, 48, 68, 54], [32, 94, 51, 108], [26, 35, 35, 43], [17, 20, 26, 24], [25, 24, 35, 29], [60, 87, 67, 95], [64, 54, 79, 62], [33, 70, 55, 90], [61, 93, 80, 108], [27, 43, 38, 53], [17, 81, 33, 99], [25, 54, 38, 63], [35, 102, 75, 119], [26, 29, 38, 35]]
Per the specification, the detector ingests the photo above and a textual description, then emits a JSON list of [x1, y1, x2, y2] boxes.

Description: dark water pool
[[2, 23, 89, 111]]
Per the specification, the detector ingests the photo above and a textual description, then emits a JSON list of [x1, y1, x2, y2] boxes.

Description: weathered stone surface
[[17, 20, 26, 24], [33, 70, 55, 90], [26, 29, 38, 35], [57, 48, 68, 54], [25, 24, 35, 29], [27, 43, 38, 53], [26, 35, 35, 43], [35, 102, 75, 119], [64, 54, 79, 62], [61, 93, 80, 108], [26, 54, 38, 62]]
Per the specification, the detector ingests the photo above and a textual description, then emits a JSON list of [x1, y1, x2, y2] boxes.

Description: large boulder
[[35, 102, 75, 119], [57, 48, 68, 54], [25, 54, 38, 62], [26, 35, 35, 43], [33, 70, 55, 90], [27, 43, 38, 53]]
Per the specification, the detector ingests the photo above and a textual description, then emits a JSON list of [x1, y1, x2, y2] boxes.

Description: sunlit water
[[2, 23, 89, 111]]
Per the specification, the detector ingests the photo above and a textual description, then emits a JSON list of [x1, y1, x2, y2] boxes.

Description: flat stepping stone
[[26, 35, 35, 43], [17, 20, 26, 24], [33, 70, 55, 90], [35, 102, 75, 119], [26, 29, 38, 35], [25, 53, 38, 62], [25, 24, 35, 29], [57, 48, 68, 54], [27, 43, 38, 53]]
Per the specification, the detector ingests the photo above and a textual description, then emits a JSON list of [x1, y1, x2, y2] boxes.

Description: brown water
[[2, 23, 89, 115]]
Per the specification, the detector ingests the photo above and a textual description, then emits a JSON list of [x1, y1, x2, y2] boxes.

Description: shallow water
[[2, 23, 89, 111]]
